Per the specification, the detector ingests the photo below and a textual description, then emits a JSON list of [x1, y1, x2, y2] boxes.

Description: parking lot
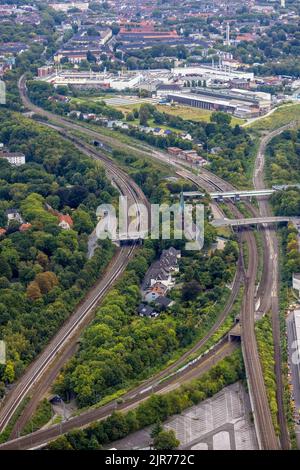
[[105, 382, 258, 450]]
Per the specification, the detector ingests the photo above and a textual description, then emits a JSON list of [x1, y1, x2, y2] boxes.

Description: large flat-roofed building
[[69, 28, 112, 46], [40, 70, 142, 91], [54, 26, 112, 64], [167, 86, 271, 118], [0, 150, 26, 166], [293, 273, 300, 298], [292, 310, 300, 382], [119, 24, 179, 42], [49, 2, 89, 11], [167, 92, 237, 113], [167, 91, 262, 118]]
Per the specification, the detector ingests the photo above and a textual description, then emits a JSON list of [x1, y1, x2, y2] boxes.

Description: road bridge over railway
[[111, 231, 147, 245], [212, 216, 292, 228]]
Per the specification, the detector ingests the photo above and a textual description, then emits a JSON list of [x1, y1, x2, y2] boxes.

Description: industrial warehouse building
[[171, 65, 254, 82], [40, 70, 143, 91]]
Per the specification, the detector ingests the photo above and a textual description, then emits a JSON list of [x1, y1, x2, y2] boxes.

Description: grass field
[[70, 95, 244, 127], [110, 102, 142, 115], [247, 103, 300, 133], [70, 96, 112, 104], [156, 104, 214, 122], [111, 102, 243, 125]]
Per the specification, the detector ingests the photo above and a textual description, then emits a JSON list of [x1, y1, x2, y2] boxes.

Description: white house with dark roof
[[6, 209, 24, 224], [142, 247, 181, 292], [142, 247, 181, 308]]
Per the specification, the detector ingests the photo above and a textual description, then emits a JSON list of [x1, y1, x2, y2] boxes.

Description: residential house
[[154, 296, 174, 311], [153, 127, 165, 136], [0, 149, 26, 166], [210, 147, 222, 154], [45, 203, 74, 230], [48, 95, 69, 104], [19, 223, 32, 232], [144, 281, 168, 303], [6, 209, 24, 224], [181, 133, 193, 141], [142, 247, 181, 293]]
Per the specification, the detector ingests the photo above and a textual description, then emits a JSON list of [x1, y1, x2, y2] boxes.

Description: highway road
[[253, 122, 297, 450]]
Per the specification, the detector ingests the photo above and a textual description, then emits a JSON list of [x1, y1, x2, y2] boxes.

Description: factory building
[[167, 92, 236, 113], [167, 92, 263, 118], [167, 88, 271, 118], [41, 70, 143, 91], [118, 23, 179, 42]]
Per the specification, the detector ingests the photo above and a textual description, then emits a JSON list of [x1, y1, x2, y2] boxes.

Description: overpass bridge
[[183, 189, 275, 200], [112, 231, 147, 245], [212, 216, 292, 228]]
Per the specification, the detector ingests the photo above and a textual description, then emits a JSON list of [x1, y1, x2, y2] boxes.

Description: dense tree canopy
[[54, 237, 239, 407], [0, 110, 117, 391], [47, 350, 244, 450]]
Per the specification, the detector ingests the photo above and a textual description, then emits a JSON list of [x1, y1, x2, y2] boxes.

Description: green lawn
[[70, 96, 243, 127], [70, 95, 115, 104], [157, 104, 213, 122]]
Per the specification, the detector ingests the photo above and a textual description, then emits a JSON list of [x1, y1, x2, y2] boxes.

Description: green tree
[[47, 435, 74, 450], [3, 361, 15, 384], [153, 430, 180, 450]]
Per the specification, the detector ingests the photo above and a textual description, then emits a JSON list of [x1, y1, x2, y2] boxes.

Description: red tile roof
[[58, 214, 73, 227]]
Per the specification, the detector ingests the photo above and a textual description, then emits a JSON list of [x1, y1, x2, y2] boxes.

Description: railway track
[[154, 150, 280, 448], [7, 130, 243, 441], [0, 77, 244, 442], [0, 76, 277, 449], [0, 339, 238, 450]]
